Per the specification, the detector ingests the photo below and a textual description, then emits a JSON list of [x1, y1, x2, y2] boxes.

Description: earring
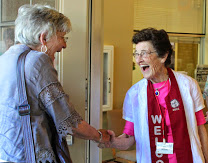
[[41, 45, 47, 53]]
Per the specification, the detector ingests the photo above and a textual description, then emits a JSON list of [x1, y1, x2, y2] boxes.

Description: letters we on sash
[[151, 115, 164, 163]]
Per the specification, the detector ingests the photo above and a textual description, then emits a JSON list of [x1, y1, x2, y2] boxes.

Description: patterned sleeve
[[39, 82, 83, 139]]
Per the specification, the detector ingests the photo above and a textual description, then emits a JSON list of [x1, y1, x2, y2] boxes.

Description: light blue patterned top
[[0, 44, 83, 162]]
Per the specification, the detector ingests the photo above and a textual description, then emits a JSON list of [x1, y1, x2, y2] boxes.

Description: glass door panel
[[2, 0, 30, 22], [0, 0, 55, 57], [169, 36, 200, 78], [177, 43, 198, 78], [32, 0, 55, 7], [0, 27, 15, 54]]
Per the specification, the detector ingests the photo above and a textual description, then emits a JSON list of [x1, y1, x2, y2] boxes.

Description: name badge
[[156, 142, 173, 154]]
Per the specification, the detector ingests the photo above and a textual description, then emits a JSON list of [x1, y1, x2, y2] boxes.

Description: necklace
[[154, 79, 168, 96]]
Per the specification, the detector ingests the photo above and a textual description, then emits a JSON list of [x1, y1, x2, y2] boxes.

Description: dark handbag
[[17, 50, 36, 163], [55, 136, 72, 163], [49, 116, 72, 163]]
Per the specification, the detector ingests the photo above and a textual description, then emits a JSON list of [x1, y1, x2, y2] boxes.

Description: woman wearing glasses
[[0, 4, 110, 163], [100, 28, 208, 163]]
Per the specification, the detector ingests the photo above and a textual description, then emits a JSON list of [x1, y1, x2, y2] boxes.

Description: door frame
[[58, 0, 104, 162], [89, 0, 104, 162]]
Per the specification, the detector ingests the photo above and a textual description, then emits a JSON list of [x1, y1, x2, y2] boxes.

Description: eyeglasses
[[63, 36, 68, 43], [133, 50, 156, 59], [58, 35, 69, 43]]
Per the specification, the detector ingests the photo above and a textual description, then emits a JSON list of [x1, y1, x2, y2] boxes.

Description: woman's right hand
[[206, 111, 208, 123], [98, 129, 111, 144], [98, 130, 115, 148], [98, 131, 135, 150]]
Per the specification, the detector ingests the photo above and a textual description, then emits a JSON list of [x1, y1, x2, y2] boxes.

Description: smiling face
[[45, 31, 67, 61], [135, 41, 168, 83]]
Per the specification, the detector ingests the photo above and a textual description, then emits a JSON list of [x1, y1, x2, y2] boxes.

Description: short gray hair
[[15, 4, 71, 46]]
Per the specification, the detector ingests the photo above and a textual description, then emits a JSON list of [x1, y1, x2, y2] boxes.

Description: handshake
[[94, 129, 115, 149]]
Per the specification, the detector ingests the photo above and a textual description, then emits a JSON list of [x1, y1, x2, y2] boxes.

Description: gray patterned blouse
[[0, 44, 83, 162]]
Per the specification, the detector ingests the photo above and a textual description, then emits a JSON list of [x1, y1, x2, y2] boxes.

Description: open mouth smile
[[140, 65, 150, 71]]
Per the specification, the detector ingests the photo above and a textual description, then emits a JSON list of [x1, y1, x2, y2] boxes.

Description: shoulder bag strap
[[17, 50, 36, 163]]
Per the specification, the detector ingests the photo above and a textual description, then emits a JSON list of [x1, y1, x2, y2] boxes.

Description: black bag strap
[[17, 50, 36, 163]]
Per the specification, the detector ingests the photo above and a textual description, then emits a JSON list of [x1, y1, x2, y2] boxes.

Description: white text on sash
[[151, 115, 164, 163]]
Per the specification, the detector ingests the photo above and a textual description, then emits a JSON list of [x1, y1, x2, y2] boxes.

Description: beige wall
[[60, 0, 88, 162], [104, 0, 134, 110], [134, 0, 204, 34], [132, 57, 143, 85]]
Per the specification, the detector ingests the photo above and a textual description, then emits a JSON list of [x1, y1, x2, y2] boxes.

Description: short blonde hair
[[15, 4, 71, 46]]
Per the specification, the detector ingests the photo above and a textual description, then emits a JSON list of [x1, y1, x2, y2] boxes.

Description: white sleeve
[[123, 90, 134, 122], [191, 78, 205, 112]]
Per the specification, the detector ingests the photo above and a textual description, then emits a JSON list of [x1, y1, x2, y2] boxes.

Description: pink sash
[[147, 68, 193, 163]]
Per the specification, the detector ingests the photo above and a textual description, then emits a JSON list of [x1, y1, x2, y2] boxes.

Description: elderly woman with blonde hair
[[0, 4, 109, 163]]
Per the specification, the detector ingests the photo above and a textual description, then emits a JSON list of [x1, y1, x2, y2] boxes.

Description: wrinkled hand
[[98, 129, 110, 144], [98, 130, 115, 149], [205, 111, 208, 124]]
